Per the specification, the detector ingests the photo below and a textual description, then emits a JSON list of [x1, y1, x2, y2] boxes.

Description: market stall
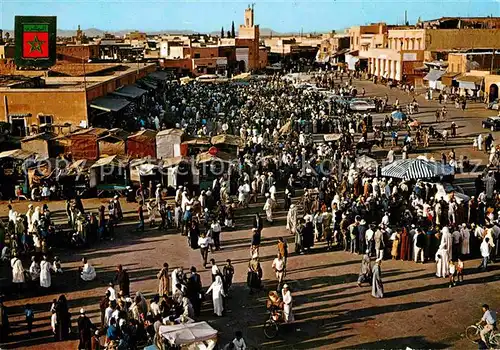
[[161, 156, 193, 191], [90, 155, 130, 196], [381, 158, 454, 180], [62, 158, 95, 197], [0, 149, 37, 199], [127, 129, 158, 159], [210, 134, 243, 156], [156, 129, 184, 159], [70, 127, 109, 160], [129, 158, 160, 188], [97, 128, 130, 157], [196, 150, 233, 190], [181, 137, 211, 157]]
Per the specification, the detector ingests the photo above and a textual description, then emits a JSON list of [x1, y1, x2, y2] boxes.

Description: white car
[[349, 99, 376, 112]]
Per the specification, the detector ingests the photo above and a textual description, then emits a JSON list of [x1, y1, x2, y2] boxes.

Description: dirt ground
[[1, 78, 499, 349]]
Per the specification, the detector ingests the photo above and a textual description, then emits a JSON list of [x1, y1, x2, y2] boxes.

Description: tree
[[221, 27, 224, 38], [227, 30, 231, 38], [231, 21, 236, 38]]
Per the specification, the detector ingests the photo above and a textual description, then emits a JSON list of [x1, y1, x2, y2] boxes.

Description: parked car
[[349, 99, 376, 112], [482, 116, 500, 131]]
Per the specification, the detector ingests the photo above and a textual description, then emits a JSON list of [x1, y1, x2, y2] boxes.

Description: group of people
[[2, 66, 499, 349]]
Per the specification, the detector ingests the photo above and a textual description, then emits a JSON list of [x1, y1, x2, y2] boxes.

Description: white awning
[[424, 69, 446, 82]]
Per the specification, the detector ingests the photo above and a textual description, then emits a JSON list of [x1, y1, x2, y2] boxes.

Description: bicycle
[[263, 309, 282, 339], [465, 323, 500, 346]]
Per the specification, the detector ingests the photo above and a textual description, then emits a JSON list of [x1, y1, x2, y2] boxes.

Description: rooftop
[[0, 62, 157, 92]]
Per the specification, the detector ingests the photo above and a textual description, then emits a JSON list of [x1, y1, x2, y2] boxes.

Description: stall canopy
[[381, 158, 454, 180], [196, 151, 234, 164], [441, 72, 460, 86], [66, 159, 95, 176], [232, 72, 251, 81], [148, 71, 169, 81], [456, 75, 484, 90], [91, 155, 129, 169], [159, 322, 218, 346], [0, 149, 36, 160], [89, 96, 131, 112], [423, 69, 446, 82], [111, 85, 147, 99], [324, 133, 342, 142], [162, 156, 191, 168], [211, 134, 244, 148]]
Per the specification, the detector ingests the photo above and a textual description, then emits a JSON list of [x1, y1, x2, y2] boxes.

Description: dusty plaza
[[3, 5, 500, 350], [1, 75, 500, 349]]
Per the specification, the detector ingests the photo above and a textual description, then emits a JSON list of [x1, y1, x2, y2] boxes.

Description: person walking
[[205, 275, 226, 317], [272, 253, 285, 291], [77, 308, 94, 350], [282, 284, 294, 323], [40, 256, 52, 291], [371, 258, 384, 298], [479, 237, 491, 271], [11, 253, 25, 294], [198, 232, 212, 268], [157, 263, 170, 297], [113, 265, 130, 296]]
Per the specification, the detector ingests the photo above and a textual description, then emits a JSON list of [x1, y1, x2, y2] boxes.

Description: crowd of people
[[0, 67, 499, 348]]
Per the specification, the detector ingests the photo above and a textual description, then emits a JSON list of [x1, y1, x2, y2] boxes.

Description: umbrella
[[381, 158, 454, 180], [391, 110, 406, 120]]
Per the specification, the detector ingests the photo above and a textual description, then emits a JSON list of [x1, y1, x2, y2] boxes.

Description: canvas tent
[[381, 158, 454, 180]]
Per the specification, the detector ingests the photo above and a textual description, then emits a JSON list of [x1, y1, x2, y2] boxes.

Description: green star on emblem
[[28, 36, 44, 53]]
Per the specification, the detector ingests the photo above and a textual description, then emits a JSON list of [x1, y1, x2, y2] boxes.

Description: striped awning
[[381, 159, 454, 180]]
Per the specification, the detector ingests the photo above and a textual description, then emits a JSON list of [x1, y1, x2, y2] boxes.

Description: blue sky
[[0, 0, 499, 33]]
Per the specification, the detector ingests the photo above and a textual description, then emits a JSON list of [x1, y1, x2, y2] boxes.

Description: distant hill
[[1, 27, 326, 38]]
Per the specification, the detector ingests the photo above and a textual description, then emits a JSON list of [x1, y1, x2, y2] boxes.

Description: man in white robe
[[460, 224, 470, 255], [11, 255, 25, 288], [435, 248, 449, 278], [171, 267, 183, 295], [26, 204, 34, 233], [440, 227, 453, 260], [206, 275, 225, 317], [80, 258, 96, 281], [286, 205, 298, 235], [40, 256, 52, 288], [263, 193, 274, 223], [29, 256, 41, 283], [282, 284, 294, 323]]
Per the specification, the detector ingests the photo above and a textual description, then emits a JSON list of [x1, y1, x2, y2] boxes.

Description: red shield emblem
[[22, 24, 49, 59]]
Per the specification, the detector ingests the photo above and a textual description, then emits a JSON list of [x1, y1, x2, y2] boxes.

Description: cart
[[159, 321, 218, 349]]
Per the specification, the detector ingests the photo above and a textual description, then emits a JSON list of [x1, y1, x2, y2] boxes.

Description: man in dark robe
[[399, 227, 411, 261], [114, 265, 130, 296], [77, 309, 94, 350], [301, 218, 315, 252], [186, 267, 202, 317]]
